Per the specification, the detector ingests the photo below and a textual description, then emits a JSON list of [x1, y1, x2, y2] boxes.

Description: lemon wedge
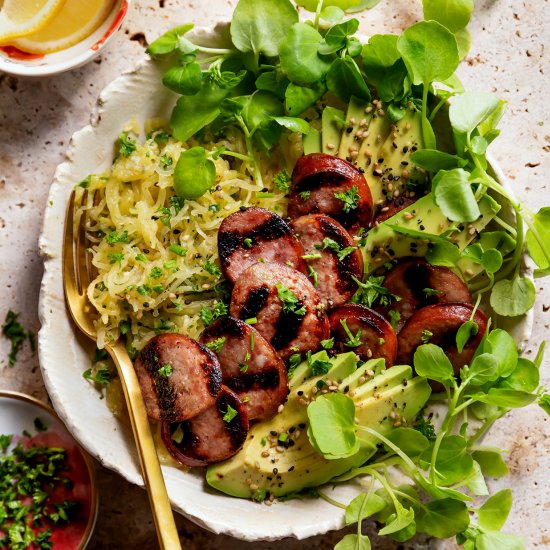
[[0, 0, 66, 43], [10, 0, 115, 54]]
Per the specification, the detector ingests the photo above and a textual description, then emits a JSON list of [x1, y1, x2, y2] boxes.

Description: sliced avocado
[[361, 192, 501, 275], [338, 358, 386, 392], [206, 356, 431, 499], [338, 96, 373, 161], [289, 351, 356, 392], [354, 102, 392, 172], [303, 127, 322, 155], [364, 109, 428, 205], [322, 106, 345, 155]]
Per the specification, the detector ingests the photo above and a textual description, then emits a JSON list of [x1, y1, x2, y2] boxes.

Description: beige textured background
[[0, 0, 548, 548]]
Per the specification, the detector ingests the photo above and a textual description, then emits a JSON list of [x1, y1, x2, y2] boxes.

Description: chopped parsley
[[104, 230, 129, 246], [153, 129, 171, 144], [351, 275, 400, 308], [171, 424, 184, 444], [276, 284, 306, 316], [149, 267, 163, 279], [243, 238, 253, 248], [83, 367, 112, 386], [157, 363, 173, 377], [302, 253, 322, 260], [108, 252, 124, 264], [203, 259, 222, 277], [200, 301, 229, 327], [307, 351, 332, 376], [77, 174, 91, 188], [135, 253, 148, 262], [308, 265, 318, 287], [159, 154, 173, 169], [274, 170, 292, 193], [337, 246, 356, 261], [421, 329, 433, 343], [388, 310, 401, 330], [287, 353, 302, 379], [298, 190, 311, 201], [223, 405, 238, 423], [334, 185, 360, 213], [205, 337, 226, 353], [118, 132, 137, 157], [423, 287, 443, 298], [245, 317, 257, 325], [2, 310, 35, 367], [339, 319, 362, 348], [318, 237, 340, 253], [169, 244, 187, 257], [321, 338, 334, 350]]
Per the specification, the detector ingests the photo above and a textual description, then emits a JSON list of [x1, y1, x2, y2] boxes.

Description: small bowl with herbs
[[0, 391, 97, 549]]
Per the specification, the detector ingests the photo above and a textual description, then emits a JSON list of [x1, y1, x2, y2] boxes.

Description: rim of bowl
[[0, 390, 99, 549], [0, 0, 130, 77]]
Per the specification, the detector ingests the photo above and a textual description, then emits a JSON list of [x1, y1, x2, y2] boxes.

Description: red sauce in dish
[[0, 45, 45, 60], [91, 1, 129, 51]]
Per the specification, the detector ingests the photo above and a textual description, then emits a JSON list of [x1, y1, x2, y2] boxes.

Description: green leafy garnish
[[334, 185, 360, 213], [2, 310, 35, 367], [276, 283, 306, 316], [223, 405, 238, 423]]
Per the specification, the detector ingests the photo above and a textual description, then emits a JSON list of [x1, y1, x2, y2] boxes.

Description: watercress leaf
[[489, 277, 536, 317], [432, 168, 480, 222], [361, 34, 401, 87], [146, 23, 194, 56], [476, 531, 524, 550], [481, 248, 503, 273], [397, 21, 459, 86], [538, 394, 550, 416], [345, 493, 387, 525], [476, 388, 537, 408], [456, 320, 478, 353], [320, 6, 345, 23], [326, 57, 371, 102], [454, 27, 471, 59], [479, 231, 516, 257], [173, 147, 216, 200], [162, 62, 202, 95], [430, 435, 474, 485], [385, 427, 429, 457], [411, 149, 463, 172], [377, 60, 409, 102], [473, 450, 509, 478], [464, 460, 489, 496], [170, 82, 230, 141], [421, 114, 437, 150], [426, 240, 462, 267], [485, 329, 518, 377], [255, 70, 289, 100], [449, 91, 500, 135], [413, 343, 454, 384], [307, 393, 360, 459], [208, 68, 247, 90], [416, 499, 470, 538], [334, 533, 371, 550], [378, 503, 415, 536], [422, 0, 473, 32], [297, 0, 375, 11], [467, 353, 500, 385], [478, 488, 512, 531], [346, 37, 363, 58], [285, 81, 326, 115], [272, 116, 310, 134], [318, 18, 359, 55], [525, 206, 550, 275], [415, 474, 472, 501], [280, 24, 332, 86], [242, 91, 284, 133], [388, 519, 416, 542], [471, 134, 488, 155], [230, 0, 298, 57]]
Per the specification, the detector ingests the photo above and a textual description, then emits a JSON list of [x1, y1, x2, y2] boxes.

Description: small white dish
[[0, 391, 98, 549], [0, 0, 130, 77]]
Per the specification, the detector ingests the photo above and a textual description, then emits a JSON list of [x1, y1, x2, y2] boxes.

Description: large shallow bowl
[[38, 24, 533, 541]]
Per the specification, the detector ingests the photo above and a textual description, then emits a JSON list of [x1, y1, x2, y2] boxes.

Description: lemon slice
[[0, 0, 66, 43], [10, 0, 115, 54]]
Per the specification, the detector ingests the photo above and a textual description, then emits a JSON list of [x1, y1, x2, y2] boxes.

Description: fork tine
[[63, 191, 78, 298], [75, 190, 90, 295]]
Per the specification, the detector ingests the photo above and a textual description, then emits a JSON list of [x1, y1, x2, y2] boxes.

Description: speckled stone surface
[[0, 1, 548, 548]]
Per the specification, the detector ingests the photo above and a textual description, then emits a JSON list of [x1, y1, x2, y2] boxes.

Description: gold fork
[[63, 190, 182, 550]]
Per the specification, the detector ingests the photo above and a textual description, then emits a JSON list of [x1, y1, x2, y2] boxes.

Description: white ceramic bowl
[[38, 24, 534, 542], [0, 0, 130, 77]]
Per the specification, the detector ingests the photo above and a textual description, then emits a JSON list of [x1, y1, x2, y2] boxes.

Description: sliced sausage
[[328, 304, 397, 367], [134, 334, 222, 423], [373, 195, 417, 225], [288, 153, 373, 235], [378, 258, 473, 332], [161, 385, 249, 467], [230, 262, 330, 361], [201, 316, 288, 421], [290, 214, 363, 308], [396, 302, 488, 390], [218, 207, 306, 284]]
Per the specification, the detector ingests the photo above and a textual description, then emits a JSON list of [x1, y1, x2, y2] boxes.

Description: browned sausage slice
[[134, 334, 222, 423], [396, 302, 488, 390], [218, 207, 306, 284], [290, 214, 363, 308], [328, 304, 397, 367], [230, 262, 330, 361], [161, 385, 249, 467], [201, 316, 288, 421], [288, 153, 373, 235], [378, 258, 473, 332]]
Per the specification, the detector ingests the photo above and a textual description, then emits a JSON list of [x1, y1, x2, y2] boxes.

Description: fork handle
[[107, 340, 182, 550]]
